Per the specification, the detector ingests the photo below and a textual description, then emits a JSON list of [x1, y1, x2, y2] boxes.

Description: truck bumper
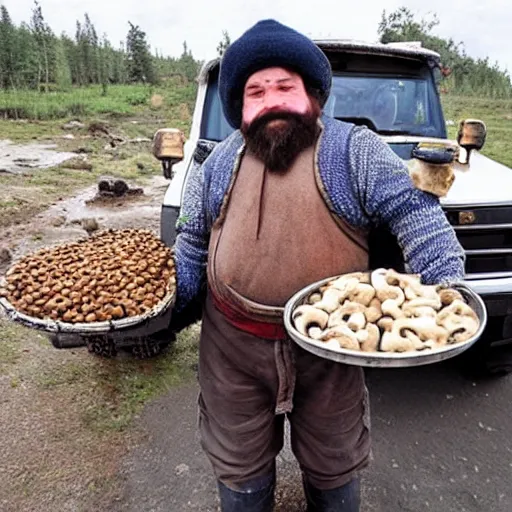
[[465, 279, 512, 346]]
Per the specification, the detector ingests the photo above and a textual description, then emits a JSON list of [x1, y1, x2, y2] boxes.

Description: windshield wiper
[[377, 129, 417, 136]]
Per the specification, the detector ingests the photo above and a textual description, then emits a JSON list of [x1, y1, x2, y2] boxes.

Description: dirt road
[[112, 362, 512, 512]]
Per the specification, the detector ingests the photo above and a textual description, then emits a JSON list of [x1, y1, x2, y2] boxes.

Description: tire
[[458, 337, 512, 378]]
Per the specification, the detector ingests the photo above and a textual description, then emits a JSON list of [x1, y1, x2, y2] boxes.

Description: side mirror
[[153, 128, 186, 179], [457, 119, 486, 165]]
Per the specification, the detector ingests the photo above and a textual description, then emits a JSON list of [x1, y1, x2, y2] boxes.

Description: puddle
[[0, 139, 77, 174], [0, 175, 170, 263]]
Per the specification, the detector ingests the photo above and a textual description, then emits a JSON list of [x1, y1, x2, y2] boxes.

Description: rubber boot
[[218, 473, 275, 512], [303, 477, 360, 512], [217, 474, 275, 512]]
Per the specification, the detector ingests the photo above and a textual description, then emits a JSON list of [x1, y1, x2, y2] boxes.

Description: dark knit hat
[[219, 19, 332, 128]]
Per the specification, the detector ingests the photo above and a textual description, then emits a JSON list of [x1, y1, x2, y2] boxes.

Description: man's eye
[[247, 90, 263, 98], [279, 86, 293, 92]]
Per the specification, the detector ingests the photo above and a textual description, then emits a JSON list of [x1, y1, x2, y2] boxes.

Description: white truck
[[155, 40, 512, 376]]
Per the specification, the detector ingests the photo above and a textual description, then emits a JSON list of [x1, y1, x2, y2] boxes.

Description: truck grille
[[444, 205, 512, 278]]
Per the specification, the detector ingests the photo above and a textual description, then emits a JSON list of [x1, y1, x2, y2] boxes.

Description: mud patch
[[0, 140, 76, 174], [0, 175, 169, 267]]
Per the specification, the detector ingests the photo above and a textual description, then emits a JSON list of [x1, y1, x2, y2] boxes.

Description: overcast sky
[[3, 0, 511, 74]]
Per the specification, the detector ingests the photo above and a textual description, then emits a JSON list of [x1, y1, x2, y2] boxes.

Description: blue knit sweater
[[173, 116, 465, 313]]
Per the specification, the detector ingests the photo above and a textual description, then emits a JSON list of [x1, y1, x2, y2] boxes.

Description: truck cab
[[156, 40, 512, 374]]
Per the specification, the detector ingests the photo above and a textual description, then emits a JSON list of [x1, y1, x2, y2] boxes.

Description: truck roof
[[314, 40, 441, 63], [197, 40, 440, 84]]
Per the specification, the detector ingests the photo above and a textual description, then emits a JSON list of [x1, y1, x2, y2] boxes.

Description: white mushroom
[[359, 323, 380, 352], [365, 298, 382, 323], [328, 272, 369, 288], [347, 312, 367, 332], [377, 316, 394, 332], [405, 296, 442, 311], [380, 331, 416, 352], [328, 301, 367, 327], [381, 298, 405, 319], [402, 303, 437, 319], [308, 292, 322, 305], [348, 283, 376, 306], [437, 288, 465, 307], [313, 288, 348, 313], [436, 300, 479, 343], [371, 268, 405, 305], [393, 317, 449, 349], [320, 324, 360, 350], [437, 299, 479, 324], [292, 305, 329, 336]]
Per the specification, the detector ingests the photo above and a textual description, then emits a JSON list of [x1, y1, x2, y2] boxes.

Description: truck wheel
[[86, 337, 117, 358], [130, 337, 171, 359], [458, 338, 512, 378]]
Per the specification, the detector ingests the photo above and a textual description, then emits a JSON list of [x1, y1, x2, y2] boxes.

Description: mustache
[[243, 110, 306, 135]]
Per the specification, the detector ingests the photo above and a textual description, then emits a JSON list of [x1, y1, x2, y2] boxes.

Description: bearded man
[[171, 19, 465, 512]]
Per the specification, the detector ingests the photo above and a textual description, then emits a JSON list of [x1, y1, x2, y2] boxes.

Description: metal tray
[[283, 276, 487, 368], [0, 280, 175, 340]]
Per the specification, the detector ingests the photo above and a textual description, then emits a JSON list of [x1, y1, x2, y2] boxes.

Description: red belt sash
[[210, 289, 287, 340]]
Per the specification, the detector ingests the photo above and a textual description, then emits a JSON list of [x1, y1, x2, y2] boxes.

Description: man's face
[[240, 67, 321, 172], [242, 67, 312, 127]]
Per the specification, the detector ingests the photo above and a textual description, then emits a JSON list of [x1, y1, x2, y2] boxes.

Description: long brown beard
[[241, 109, 320, 172]]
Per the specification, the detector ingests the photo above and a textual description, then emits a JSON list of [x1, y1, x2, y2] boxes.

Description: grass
[[0, 322, 23, 371], [0, 81, 197, 122], [36, 326, 199, 432], [441, 95, 512, 168], [0, 318, 50, 372]]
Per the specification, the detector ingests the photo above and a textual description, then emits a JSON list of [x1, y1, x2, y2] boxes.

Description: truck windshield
[[325, 74, 445, 137], [200, 68, 446, 141]]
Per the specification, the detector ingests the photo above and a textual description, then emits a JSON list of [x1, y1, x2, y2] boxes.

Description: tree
[[0, 5, 17, 88], [178, 41, 200, 82], [378, 8, 512, 98], [30, 1, 54, 92], [216, 30, 231, 57], [125, 22, 157, 84], [54, 36, 72, 90], [74, 14, 101, 85]]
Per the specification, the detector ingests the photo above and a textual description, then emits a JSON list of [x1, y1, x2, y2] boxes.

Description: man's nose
[[263, 92, 286, 110]]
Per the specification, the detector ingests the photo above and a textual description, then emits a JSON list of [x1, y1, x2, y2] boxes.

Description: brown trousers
[[198, 292, 371, 491]]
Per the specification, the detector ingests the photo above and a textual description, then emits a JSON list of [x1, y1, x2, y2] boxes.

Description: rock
[[61, 158, 93, 171], [127, 138, 152, 144], [0, 247, 12, 265], [51, 215, 66, 227], [88, 121, 110, 136], [113, 179, 129, 197], [175, 464, 190, 476], [81, 218, 99, 234], [126, 187, 144, 196], [62, 120, 85, 130], [61, 134, 75, 140], [76, 147, 92, 154]]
